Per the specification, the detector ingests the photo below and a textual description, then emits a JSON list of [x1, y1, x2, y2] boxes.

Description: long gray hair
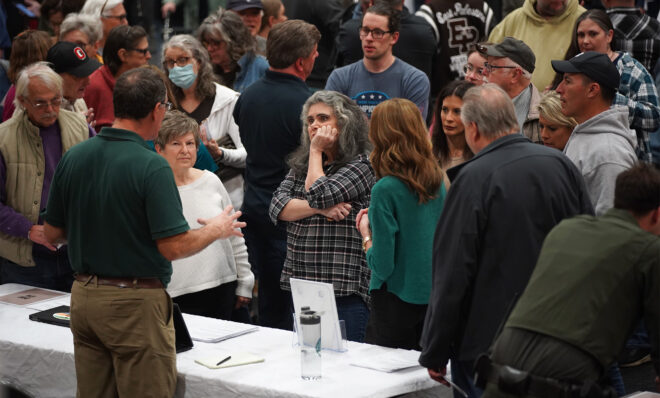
[[162, 34, 219, 101], [288, 91, 371, 175]]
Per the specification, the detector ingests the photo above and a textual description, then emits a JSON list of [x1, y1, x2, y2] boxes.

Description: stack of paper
[[350, 349, 422, 373], [183, 313, 258, 343]]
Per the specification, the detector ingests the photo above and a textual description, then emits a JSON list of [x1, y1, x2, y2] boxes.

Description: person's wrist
[[362, 236, 371, 253]]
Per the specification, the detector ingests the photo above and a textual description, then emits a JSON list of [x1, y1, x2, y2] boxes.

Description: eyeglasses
[[27, 97, 62, 110], [201, 38, 224, 49], [483, 62, 518, 73], [160, 101, 173, 111], [463, 63, 484, 76], [100, 0, 127, 21], [130, 47, 150, 56], [358, 26, 392, 40], [164, 56, 192, 69]]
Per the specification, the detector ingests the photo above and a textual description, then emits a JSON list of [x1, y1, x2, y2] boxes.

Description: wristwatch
[[362, 236, 371, 253]]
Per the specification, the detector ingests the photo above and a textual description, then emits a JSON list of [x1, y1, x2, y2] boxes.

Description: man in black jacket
[[233, 20, 320, 330], [419, 83, 594, 397], [281, 0, 344, 89]]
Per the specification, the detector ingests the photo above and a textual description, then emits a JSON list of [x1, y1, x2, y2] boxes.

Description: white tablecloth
[[0, 284, 451, 398]]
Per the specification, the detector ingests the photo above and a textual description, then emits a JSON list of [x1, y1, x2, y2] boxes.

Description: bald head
[[461, 84, 519, 139]]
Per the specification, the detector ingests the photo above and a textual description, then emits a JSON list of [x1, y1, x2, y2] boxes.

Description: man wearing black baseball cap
[[552, 51, 637, 215], [47, 41, 101, 122], [479, 37, 541, 144]]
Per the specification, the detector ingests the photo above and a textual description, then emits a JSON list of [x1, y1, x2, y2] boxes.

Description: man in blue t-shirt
[[325, 2, 430, 119]]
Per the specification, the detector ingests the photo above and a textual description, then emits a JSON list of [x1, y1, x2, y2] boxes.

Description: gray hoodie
[[564, 106, 637, 216]]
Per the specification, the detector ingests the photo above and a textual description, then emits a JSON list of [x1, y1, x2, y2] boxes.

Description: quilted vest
[[0, 109, 89, 266]]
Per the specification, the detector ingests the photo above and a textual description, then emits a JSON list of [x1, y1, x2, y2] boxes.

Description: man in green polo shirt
[[42, 67, 246, 398], [478, 163, 660, 397]]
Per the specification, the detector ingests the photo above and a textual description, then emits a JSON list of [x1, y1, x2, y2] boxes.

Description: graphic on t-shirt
[[451, 53, 468, 77], [352, 91, 390, 118]]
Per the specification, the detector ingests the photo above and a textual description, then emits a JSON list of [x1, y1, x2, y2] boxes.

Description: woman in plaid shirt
[[269, 90, 375, 342]]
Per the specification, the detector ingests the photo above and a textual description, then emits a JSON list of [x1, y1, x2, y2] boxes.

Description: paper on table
[[28, 295, 71, 311], [350, 349, 422, 373], [0, 288, 67, 307], [183, 313, 258, 343], [195, 352, 265, 369]]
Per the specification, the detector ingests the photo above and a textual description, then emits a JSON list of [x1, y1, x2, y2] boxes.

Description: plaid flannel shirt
[[607, 7, 660, 72], [269, 154, 375, 302], [613, 52, 660, 162]]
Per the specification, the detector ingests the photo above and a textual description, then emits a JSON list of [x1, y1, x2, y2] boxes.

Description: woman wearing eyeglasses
[[83, 25, 151, 129], [463, 44, 487, 86], [161, 34, 247, 209], [80, 0, 128, 54], [197, 8, 268, 93]]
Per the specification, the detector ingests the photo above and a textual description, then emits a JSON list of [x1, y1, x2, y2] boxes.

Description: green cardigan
[[366, 176, 446, 304]]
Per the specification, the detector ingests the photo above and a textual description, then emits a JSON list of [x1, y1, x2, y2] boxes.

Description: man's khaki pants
[[70, 279, 177, 398]]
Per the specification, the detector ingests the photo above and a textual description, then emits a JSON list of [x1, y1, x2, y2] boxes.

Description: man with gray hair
[[479, 37, 541, 143], [81, 0, 128, 51], [419, 84, 593, 396], [233, 19, 320, 330], [0, 62, 93, 291]]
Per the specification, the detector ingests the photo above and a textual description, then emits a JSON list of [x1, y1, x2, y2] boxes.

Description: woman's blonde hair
[[537, 91, 577, 130], [370, 98, 443, 203]]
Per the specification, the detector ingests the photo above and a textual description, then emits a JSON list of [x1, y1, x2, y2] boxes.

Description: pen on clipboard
[[216, 356, 231, 366], [443, 377, 468, 398]]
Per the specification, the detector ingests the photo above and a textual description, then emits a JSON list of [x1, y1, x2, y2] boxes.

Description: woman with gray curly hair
[[162, 34, 247, 209], [197, 8, 268, 92], [60, 13, 104, 65], [269, 90, 375, 342]]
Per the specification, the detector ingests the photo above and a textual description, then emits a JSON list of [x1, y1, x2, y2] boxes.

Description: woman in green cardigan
[[356, 98, 447, 350]]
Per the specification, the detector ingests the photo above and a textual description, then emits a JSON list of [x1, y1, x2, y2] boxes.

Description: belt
[[75, 274, 164, 289], [475, 355, 616, 398]]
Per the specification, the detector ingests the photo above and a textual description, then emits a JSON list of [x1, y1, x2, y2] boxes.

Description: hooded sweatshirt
[[489, 0, 585, 89], [563, 106, 637, 216]]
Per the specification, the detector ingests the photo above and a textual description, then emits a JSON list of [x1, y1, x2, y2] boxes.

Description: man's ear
[[651, 207, 660, 226], [151, 102, 162, 121], [586, 82, 601, 99], [390, 31, 400, 45], [294, 57, 304, 73]]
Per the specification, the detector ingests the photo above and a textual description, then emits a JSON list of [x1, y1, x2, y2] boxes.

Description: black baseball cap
[[47, 41, 101, 78], [551, 51, 620, 91], [226, 0, 263, 11], [478, 37, 536, 73]]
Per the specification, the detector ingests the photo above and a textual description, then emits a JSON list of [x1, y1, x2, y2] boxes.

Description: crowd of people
[[1, 0, 660, 397]]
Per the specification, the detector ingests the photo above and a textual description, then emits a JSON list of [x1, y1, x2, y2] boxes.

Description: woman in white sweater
[[156, 110, 253, 320]]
